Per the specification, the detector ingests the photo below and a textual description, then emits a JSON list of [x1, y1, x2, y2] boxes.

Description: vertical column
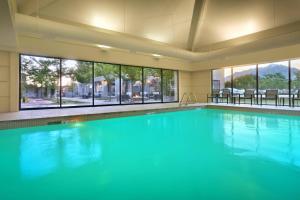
[[288, 60, 291, 107], [256, 64, 259, 105]]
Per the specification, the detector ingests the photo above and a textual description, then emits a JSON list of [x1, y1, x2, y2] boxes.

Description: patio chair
[[260, 89, 278, 106], [207, 89, 220, 103], [121, 94, 130, 102], [219, 89, 231, 104], [292, 90, 300, 107], [238, 89, 255, 105]]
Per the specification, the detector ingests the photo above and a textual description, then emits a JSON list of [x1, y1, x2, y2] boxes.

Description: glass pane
[[20, 55, 60, 109], [61, 60, 93, 107], [121, 65, 142, 104], [94, 63, 120, 105], [232, 65, 256, 103], [291, 59, 300, 106], [143, 68, 162, 103], [258, 61, 289, 106], [162, 70, 178, 102], [212, 67, 232, 92]]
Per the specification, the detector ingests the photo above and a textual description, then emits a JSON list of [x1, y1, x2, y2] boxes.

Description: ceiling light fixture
[[97, 44, 111, 49], [152, 54, 161, 58]]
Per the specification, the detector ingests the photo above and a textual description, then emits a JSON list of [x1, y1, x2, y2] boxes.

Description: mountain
[[224, 64, 300, 81]]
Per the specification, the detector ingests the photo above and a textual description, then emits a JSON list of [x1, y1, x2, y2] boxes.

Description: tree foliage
[[233, 74, 256, 89], [292, 71, 300, 89], [21, 56, 59, 97], [163, 70, 175, 96], [122, 66, 141, 81], [70, 61, 92, 83], [259, 73, 288, 89], [94, 63, 119, 98], [94, 63, 119, 83]]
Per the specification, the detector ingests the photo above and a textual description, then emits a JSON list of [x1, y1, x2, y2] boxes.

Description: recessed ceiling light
[[97, 44, 111, 49], [152, 54, 161, 57]]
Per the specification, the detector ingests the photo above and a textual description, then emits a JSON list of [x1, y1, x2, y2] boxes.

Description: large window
[[121, 65, 142, 104], [212, 60, 296, 106], [94, 63, 120, 105], [20, 54, 179, 110], [162, 69, 178, 102], [61, 60, 93, 107], [20, 55, 60, 109], [258, 61, 289, 106], [143, 68, 162, 103], [232, 65, 256, 100], [291, 59, 300, 106], [212, 67, 232, 92]]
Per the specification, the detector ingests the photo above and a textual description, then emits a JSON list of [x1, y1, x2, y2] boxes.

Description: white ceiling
[[16, 0, 300, 51], [194, 0, 300, 48]]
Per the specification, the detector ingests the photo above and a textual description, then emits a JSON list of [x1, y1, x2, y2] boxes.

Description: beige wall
[[178, 70, 211, 103], [191, 70, 211, 102], [179, 71, 192, 99], [0, 50, 18, 113], [190, 43, 300, 70]]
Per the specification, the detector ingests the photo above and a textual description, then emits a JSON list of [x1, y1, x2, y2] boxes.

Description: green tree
[[225, 81, 231, 88], [144, 68, 161, 91], [121, 66, 142, 97], [94, 63, 119, 100], [162, 70, 175, 96], [22, 56, 59, 101], [260, 73, 288, 89], [233, 74, 256, 89], [71, 61, 92, 83], [292, 71, 300, 89], [66, 61, 92, 97]]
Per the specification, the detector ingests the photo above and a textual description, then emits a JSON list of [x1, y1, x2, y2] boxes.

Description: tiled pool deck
[[1, 103, 300, 129], [0, 103, 203, 129]]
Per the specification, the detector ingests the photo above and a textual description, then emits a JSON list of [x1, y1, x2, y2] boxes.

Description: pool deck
[[1, 102, 300, 129], [206, 103, 300, 115], [0, 103, 204, 129]]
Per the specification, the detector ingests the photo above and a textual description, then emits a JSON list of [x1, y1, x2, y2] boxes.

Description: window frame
[[211, 59, 295, 106], [19, 53, 179, 110], [120, 64, 144, 105]]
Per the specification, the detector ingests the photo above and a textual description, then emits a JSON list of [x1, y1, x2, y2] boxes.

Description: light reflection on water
[[219, 111, 300, 167], [20, 127, 102, 179]]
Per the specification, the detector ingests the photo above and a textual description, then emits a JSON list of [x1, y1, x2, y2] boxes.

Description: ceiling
[[15, 0, 300, 52], [194, 0, 300, 49]]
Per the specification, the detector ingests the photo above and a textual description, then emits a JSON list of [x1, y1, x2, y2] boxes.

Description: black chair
[[292, 90, 300, 107], [260, 89, 278, 106], [207, 89, 220, 103], [219, 89, 231, 104], [238, 89, 255, 105], [121, 94, 130, 102]]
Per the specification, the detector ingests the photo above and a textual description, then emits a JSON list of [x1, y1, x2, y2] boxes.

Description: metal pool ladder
[[179, 92, 201, 106]]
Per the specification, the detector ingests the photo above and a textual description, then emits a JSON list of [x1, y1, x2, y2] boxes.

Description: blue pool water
[[0, 108, 300, 199]]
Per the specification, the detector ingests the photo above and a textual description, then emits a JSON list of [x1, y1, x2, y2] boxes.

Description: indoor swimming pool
[[0, 108, 300, 199]]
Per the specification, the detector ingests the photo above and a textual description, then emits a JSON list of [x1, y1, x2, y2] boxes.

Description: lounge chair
[[260, 89, 278, 106], [207, 89, 220, 103], [238, 89, 255, 105], [292, 90, 300, 107], [219, 89, 231, 104]]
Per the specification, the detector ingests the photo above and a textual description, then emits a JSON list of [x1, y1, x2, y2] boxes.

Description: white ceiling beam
[[187, 0, 206, 51], [0, 0, 17, 50], [14, 13, 300, 62]]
